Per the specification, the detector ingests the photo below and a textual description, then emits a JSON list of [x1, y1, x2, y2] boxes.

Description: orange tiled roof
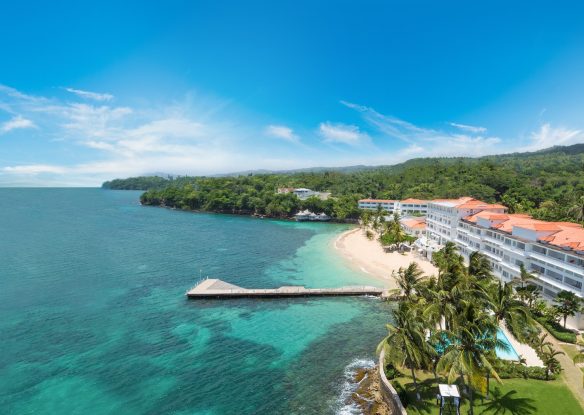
[[402, 218, 426, 229], [400, 198, 428, 204], [464, 210, 584, 253]]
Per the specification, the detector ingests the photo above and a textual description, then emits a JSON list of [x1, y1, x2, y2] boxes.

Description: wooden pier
[[186, 278, 387, 299]]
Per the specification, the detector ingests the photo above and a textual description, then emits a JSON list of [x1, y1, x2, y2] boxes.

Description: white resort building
[[278, 187, 330, 200], [424, 197, 584, 329], [358, 198, 428, 215], [358, 199, 399, 213]]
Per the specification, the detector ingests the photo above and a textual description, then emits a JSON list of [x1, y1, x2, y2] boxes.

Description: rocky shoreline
[[350, 366, 391, 415]]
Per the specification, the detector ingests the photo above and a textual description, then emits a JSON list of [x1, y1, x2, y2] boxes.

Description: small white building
[[400, 217, 426, 237], [294, 210, 331, 222]]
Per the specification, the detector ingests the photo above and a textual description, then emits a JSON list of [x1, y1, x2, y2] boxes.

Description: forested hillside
[[103, 144, 584, 222]]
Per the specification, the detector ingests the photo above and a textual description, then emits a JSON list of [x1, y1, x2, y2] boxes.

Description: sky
[[1, 1, 584, 186]]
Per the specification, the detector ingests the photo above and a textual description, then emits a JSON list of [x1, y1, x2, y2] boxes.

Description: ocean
[[0, 188, 392, 414]]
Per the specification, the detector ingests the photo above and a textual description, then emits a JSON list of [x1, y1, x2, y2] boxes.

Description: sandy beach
[[334, 227, 438, 289]]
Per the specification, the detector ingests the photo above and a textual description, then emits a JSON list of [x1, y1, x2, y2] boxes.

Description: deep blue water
[[0, 188, 391, 414]]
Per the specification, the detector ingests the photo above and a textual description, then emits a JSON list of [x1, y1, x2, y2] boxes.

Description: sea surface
[[0, 188, 393, 415]]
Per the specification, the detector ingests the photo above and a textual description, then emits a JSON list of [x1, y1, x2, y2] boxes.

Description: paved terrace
[[186, 278, 386, 299]]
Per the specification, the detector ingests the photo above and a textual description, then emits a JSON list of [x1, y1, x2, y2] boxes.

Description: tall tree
[[513, 264, 536, 288], [437, 303, 503, 415], [377, 302, 435, 401], [555, 290, 583, 328], [392, 262, 425, 301], [489, 281, 534, 342]]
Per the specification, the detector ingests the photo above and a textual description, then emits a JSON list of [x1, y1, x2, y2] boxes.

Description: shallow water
[[0, 188, 392, 414]]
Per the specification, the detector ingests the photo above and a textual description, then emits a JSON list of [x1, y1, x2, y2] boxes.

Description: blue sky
[[1, 1, 584, 186]]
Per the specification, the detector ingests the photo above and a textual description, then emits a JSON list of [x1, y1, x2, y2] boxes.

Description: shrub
[[384, 363, 401, 380], [494, 360, 557, 381], [535, 316, 577, 343]]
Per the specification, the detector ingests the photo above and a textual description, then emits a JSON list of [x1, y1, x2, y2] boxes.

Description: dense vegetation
[[378, 243, 579, 413], [103, 144, 584, 222], [102, 176, 170, 190]]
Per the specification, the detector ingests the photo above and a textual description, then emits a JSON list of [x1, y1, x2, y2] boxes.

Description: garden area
[[393, 371, 582, 414], [377, 241, 584, 415]]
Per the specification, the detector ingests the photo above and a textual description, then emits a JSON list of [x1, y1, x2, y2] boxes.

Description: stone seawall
[[378, 350, 408, 415]]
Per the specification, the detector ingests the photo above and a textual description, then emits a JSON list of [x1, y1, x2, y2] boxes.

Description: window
[[564, 277, 582, 290], [516, 242, 525, 250], [546, 269, 563, 282], [567, 256, 584, 268], [532, 245, 546, 255], [548, 250, 566, 261]]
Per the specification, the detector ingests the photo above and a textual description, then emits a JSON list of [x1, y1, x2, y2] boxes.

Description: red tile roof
[[400, 198, 428, 204]]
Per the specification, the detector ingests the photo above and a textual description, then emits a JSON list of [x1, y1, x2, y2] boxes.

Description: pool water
[[496, 329, 521, 361]]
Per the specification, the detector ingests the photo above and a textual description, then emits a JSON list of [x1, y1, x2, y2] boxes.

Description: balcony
[[528, 251, 584, 277]]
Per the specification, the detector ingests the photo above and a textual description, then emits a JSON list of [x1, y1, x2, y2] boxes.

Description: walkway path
[[540, 325, 584, 409]]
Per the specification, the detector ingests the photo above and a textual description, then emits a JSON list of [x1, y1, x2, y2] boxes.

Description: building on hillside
[[425, 197, 584, 329], [399, 198, 429, 215], [401, 217, 426, 237], [358, 199, 399, 213]]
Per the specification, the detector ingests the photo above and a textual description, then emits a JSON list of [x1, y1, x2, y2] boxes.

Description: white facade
[[293, 188, 318, 199], [358, 198, 428, 214], [399, 199, 429, 215], [358, 199, 399, 213], [425, 197, 584, 329]]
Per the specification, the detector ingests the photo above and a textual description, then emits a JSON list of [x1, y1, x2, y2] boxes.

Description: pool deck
[[499, 324, 544, 367], [186, 278, 388, 299]]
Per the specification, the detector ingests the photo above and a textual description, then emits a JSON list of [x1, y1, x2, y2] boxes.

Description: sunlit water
[[0, 188, 393, 414]]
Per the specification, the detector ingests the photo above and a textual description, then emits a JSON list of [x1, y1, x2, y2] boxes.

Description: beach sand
[[334, 228, 438, 289]]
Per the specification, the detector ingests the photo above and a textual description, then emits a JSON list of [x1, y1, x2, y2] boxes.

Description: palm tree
[[567, 195, 584, 223], [392, 262, 425, 300], [515, 285, 540, 308], [377, 302, 435, 401], [468, 251, 493, 280], [555, 290, 584, 328], [437, 304, 503, 415], [540, 346, 565, 380], [513, 264, 535, 288], [531, 333, 553, 353], [489, 281, 534, 342], [424, 288, 456, 331]]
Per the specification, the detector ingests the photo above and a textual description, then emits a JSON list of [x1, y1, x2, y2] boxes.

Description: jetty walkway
[[186, 278, 388, 299]]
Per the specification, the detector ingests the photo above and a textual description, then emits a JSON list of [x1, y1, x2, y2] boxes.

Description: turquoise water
[[0, 188, 392, 414], [496, 329, 520, 361]]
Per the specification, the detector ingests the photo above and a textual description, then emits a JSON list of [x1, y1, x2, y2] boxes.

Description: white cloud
[[526, 123, 584, 151], [2, 164, 67, 174], [449, 122, 487, 134], [264, 124, 299, 143], [318, 122, 368, 145], [64, 87, 114, 102], [341, 100, 503, 156], [1, 115, 36, 133]]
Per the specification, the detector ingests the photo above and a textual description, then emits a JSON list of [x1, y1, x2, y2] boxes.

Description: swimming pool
[[496, 329, 521, 361]]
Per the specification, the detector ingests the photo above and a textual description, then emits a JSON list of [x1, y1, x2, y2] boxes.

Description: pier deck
[[186, 278, 386, 299]]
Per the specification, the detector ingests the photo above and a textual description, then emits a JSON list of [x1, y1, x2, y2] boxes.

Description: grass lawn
[[560, 343, 584, 374], [393, 372, 583, 414]]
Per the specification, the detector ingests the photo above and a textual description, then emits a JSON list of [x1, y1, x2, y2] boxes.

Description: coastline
[[333, 227, 438, 290]]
